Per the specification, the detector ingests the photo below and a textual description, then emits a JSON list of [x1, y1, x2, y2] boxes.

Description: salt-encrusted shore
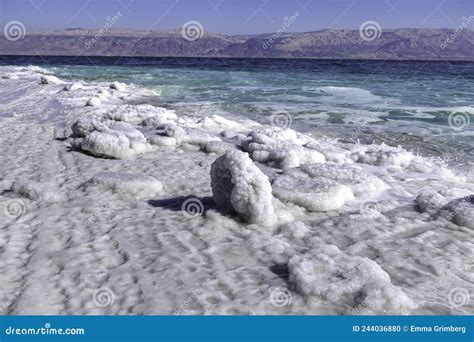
[[0, 66, 473, 315]]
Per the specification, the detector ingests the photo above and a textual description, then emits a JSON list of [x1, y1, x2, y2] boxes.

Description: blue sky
[[0, 0, 473, 34]]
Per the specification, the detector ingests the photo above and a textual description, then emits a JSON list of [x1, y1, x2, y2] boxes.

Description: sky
[[0, 0, 473, 35]]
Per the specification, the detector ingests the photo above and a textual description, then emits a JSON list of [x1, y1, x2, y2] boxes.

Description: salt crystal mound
[[109, 81, 127, 92], [85, 97, 101, 107], [241, 127, 325, 169], [304, 139, 351, 164], [288, 243, 416, 314], [10, 180, 62, 203], [63, 82, 84, 91], [272, 169, 354, 212], [2, 73, 19, 80], [106, 104, 178, 125], [201, 141, 236, 154], [71, 118, 151, 159], [40, 75, 63, 85], [149, 123, 221, 147], [438, 195, 474, 229], [349, 143, 414, 168], [85, 172, 163, 199], [198, 114, 261, 133], [210, 150, 277, 226], [416, 192, 447, 213], [299, 163, 387, 199]]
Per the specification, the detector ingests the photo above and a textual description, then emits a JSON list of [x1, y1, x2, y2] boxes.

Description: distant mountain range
[[1, 28, 473, 60]]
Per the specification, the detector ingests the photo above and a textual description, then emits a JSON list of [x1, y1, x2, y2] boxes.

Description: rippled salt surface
[[0, 65, 472, 315]]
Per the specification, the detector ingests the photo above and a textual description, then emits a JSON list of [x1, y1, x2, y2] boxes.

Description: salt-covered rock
[[211, 150, 277, 226], [201, 141, 235, 154], [109, 81, 127, 91], [10, 180, 62, 203], [85, 97, 101, 107], [107, 104, 177, 125], [350, 144, 413, 168], [416, 192, 446, 213], [300, 163, 387, 198], [63, 82, 84, 91], [199, 114, 260, 132], [85, 172, 163, 199], [288, 243, 416, 314], [438, 195, 474, 228], [40, 75, 62, 85], [71, 117, 110, 138], [154, 123, 220, 147], [2, 73, 19, 80], [71, 118, 151, 159], [272, 171, 354, 212], [241, 128, 325, 169]]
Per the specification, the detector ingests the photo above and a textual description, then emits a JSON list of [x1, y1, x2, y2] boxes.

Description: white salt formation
[[85, 172, 163, 199], [438, 195, 474, 229], [272, 170, 354, 212], [40, 75, 63, 85], [288, 243, 416, 314], [241, 127, 325, 169], [211, 150, 277, 226], [85, 97, 101, 107], [106, 104, 177, 125], [72, 118, 151, 158]]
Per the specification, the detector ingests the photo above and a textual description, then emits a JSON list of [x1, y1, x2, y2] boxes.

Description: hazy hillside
[[1, 28, 473, 60]]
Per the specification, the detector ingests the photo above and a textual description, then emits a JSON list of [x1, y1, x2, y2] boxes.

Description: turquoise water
[[13, 57, 471, 166]]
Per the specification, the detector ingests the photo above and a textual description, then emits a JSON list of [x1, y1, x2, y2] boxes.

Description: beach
[[0, 63, 473, 315]]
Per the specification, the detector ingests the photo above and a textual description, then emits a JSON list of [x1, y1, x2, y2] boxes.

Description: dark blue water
[[2, 55, 473, 164]]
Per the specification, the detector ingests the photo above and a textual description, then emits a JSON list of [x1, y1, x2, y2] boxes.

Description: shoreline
[[0, 65, 473, 315]]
